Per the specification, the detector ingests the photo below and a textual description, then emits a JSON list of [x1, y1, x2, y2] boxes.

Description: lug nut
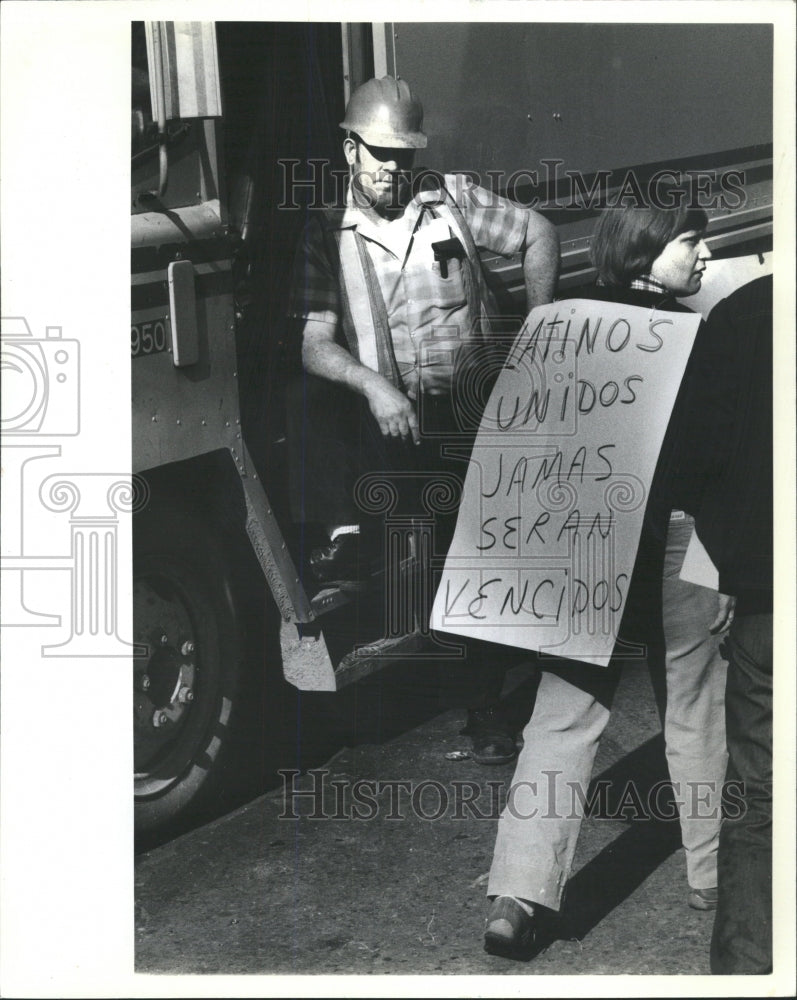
[[177, 686, 194, 704], [152, 710, 170, 728], [138, 674, 151, 692], [159, 634, 169, 645], [181, 640, 195, 656]]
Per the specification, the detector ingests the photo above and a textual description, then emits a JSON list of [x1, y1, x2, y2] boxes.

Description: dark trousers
[[287, 376, 477, 524], [710, 612, 773, 974], [287, 375, 508, 708]]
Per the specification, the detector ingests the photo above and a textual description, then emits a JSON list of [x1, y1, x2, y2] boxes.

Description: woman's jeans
[[488, 515, 728, 909], [659, 515, 728, 890]]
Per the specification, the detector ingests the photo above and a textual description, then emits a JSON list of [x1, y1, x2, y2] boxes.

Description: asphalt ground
[[135, 661, 718, 977]]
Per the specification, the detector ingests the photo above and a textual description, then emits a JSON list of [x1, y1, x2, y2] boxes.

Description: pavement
[[135, 661, 716, 976]]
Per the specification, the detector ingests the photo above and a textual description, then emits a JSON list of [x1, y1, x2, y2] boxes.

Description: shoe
[[461, 706, 517, 765], [310, 534, 374, 585], [484, 896, 535, 957], [688, 886, 718, 911]]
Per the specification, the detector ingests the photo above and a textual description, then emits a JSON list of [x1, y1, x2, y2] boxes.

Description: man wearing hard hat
[[289, 76, 559, 763]]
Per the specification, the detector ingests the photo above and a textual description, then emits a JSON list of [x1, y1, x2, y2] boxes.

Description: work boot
[[461, 705, 517, 765]]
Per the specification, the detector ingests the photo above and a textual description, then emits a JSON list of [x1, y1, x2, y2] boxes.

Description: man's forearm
[[302, 328, 420, 442], [302, 335, 385, 399], [523, 217, 560, 309]]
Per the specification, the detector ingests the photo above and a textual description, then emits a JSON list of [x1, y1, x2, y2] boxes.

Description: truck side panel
[[390, 22, 772, 178]]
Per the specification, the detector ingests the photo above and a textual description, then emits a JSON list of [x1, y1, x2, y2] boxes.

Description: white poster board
[[431, 299, 700, 666], [680, 525, 721, 590]]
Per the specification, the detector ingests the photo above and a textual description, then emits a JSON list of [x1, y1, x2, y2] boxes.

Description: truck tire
[[133, 503, 250, 839]]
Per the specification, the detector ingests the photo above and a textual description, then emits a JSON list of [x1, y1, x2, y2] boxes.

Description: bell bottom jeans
[[488, 515, 728, 909]]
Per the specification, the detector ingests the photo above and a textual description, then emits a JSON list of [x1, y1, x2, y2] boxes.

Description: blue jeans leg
[[487, 660, 620, 911], [710, 612, 773, 974], [659, 516, 728, 890]]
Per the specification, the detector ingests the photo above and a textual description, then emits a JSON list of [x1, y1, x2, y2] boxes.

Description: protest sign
[[431, 299, 700, 666], [680, 527, 720, 591]]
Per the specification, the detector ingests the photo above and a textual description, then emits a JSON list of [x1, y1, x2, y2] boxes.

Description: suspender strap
[[353, 232, 403, 388], [328, 221, 403, 389]]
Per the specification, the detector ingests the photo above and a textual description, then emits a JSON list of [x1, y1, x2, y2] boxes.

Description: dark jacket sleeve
[[667, 312, 737, 513], [676, 275, 773, 604]]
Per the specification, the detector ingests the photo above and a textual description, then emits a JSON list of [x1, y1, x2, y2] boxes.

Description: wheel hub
[[134, 574, 198, 775]]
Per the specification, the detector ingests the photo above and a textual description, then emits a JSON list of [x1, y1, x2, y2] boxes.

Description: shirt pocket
[[413, 219, 469, 309], [426, 256, 469, 309], [431, 253, 466, 283]]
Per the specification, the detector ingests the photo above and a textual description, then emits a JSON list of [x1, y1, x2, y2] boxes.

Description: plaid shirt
[[291, 174, 532, 398], [628, 273, 670, 296]]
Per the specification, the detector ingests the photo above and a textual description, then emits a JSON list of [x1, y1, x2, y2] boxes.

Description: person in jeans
[[678, 274, 773, 973], [484, 199, 731, 956]]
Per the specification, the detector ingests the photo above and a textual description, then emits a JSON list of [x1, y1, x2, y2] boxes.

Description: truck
[[131, 19, 773, 837]]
